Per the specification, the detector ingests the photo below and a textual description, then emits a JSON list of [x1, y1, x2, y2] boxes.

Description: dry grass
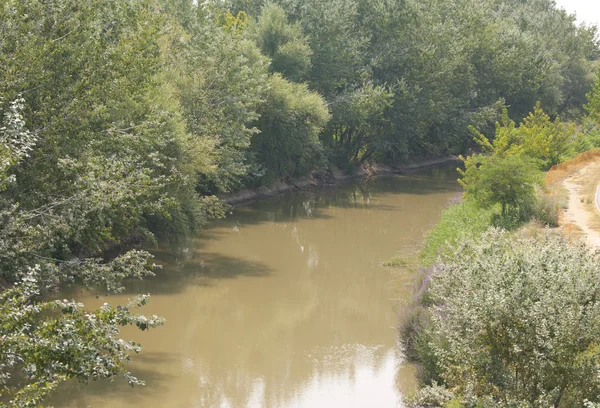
[[561, 223, 585, 243], [545, 148, 600, 186]]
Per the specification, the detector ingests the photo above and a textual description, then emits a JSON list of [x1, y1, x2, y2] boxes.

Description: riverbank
[[220, 156, 461, 205], [397, 150, 600, 407]]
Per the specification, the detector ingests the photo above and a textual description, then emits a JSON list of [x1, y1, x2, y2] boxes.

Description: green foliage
[[0, 272, 164, 408], [408, 199, 496, 389], [531, 192, 560, 227], [458, 104, 577, 227], [172, 10, 270, 193], [287, 0, 369, 98], [469, 104, 579, 170], [0, 96, 36, 189], [586, 69, 600, 125], [468, 109, 518, 156], [0, 0, 224, 403], [420, 199, 494, 267], [413, 229, 600, 407], [459, 154, 541, 220], [217, 10, 249, 35], [516, 103, 578, 168], [0, 0, 222, 257], [405, 382, 456, 408], [252, 3, 312, 82], [0, 0, 598, 405], [327, 83, 394, 165], [581, 70, 600, 150], [231, 0, 598, 163], [251, 74, 330, 181]]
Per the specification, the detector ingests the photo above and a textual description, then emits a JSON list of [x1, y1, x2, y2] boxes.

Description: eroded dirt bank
[[221, 157, 461, 205]]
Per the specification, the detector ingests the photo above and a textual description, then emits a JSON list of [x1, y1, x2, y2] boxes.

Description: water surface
[[52, 168, 459, 408]]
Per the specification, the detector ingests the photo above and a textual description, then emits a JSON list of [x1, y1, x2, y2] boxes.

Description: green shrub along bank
[[419, 190, 560, 269], [406, 230, 600, 408]]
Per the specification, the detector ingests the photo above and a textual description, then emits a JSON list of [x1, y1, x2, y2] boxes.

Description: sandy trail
[[563, 164, 600, 249]]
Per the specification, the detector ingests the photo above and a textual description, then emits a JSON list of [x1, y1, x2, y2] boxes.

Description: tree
[[0, 93, 165, 407], [251, 3, 312, 82], [469, 105, 579, 170], [0, 273, 163, 408], [172, 4, 270, 194], [411, 229, 600, 407], [580, 70, 600, 149], [251, 74, 330, 181], [0, 0, 223, 258], [0, 0, 598, 404], [585, 70, 600, 125], [231, 0, 599, 163], [459, 154, 541, 218], [0, 1, 218, 404], [516, 102, 578, 169], [326, 83, 394, 165]]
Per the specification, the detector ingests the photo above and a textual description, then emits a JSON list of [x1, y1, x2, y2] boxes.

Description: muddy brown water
[[50, 167, 459, 408]]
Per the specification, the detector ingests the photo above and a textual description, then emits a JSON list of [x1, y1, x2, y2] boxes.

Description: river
[[50, 167, 459, 408]]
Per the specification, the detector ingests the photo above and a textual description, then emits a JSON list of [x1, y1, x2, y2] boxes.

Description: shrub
[[405, 382, 456, 408], [459, 154, 542, 220], [414, 229, 600, 407], [531, 193, 559, 227]]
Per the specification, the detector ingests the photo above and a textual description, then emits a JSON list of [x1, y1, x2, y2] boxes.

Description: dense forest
[[0, 0, 599, 406]]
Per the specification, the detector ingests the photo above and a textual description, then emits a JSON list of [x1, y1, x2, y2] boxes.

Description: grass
[[546, 183, 569, 210], [419, 199, 495, 266], [382, 255, 412, 267], [544, 148, 600, 186]]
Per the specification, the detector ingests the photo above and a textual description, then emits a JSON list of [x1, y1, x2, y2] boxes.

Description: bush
[[405, 382, 456, 408], [251, 74, 330, 181], [413, 229, 600, 407], [531, 193, 559, 227], [460, 154, 542, 220]]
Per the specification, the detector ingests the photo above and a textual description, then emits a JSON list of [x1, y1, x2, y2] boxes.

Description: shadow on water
[[185, 252, 272, 279], [60, 168, 460, 296], [115, 253, 273, 296], [200, 167, 462, 231], [107, 166, 459, 297]]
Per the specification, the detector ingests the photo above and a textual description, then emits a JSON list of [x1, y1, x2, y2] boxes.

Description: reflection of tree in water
[[246, 166, 459, 222]]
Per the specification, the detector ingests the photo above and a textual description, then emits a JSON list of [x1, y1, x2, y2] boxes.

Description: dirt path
[[563, 165, 600, 249], [596, 182, 600, 213]]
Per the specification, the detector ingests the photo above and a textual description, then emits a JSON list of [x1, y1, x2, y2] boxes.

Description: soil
[[563, 164, 600, 249]]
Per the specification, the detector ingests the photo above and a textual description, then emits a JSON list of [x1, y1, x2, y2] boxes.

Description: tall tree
[[251, 74, 330, 181]]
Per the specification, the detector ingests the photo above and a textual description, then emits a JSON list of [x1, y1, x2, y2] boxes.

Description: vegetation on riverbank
[[0, 0, 599, 406], [401, 68, 600, 407], [408, 230, 600, 408]]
